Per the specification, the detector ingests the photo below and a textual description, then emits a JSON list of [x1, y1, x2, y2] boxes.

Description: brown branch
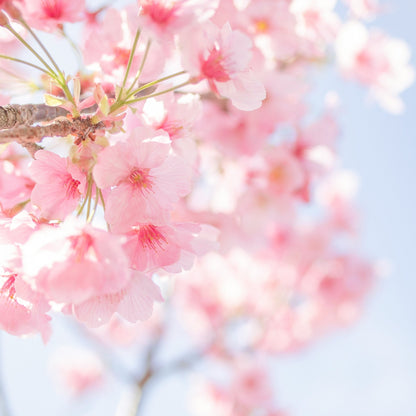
[[0, 88, 156, 130], [0, 104, 70, 129], [0, 117, 105, 145], [20, 142, 43, 157]]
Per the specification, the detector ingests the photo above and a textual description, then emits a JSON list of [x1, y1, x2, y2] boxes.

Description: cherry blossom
[[29, 150, 86, 220], [336, 21, 414, 112], [0, 272, 51, 342], [180, 21, 266, 110], [20, 0, 85, 31], [93, 127, 192, 231], [71, 271, 163, 327], [0, 1, 411, 414], [137, 0, 219, 42], [21, 220, 131, 304], [83, 7, 164, 83], [49, 347, 104, 396]]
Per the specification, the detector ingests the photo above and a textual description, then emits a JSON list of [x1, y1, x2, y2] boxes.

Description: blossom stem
[[5, 24, 57, 76], [110, 71, 187, 114], [87, 186, 100, 223], [125, 80, 190, 105], [78, 175, 93, 218], [5, 23, 76, 109], [58, 26, 83, 66], [125, 39, 151, 96], [86, 187, 93, 221], [119, 28, 141, 98], [76, 187, 90, 217], [18, 17, 63, 75], [0, 54, 50, 75], [125, 71, 187, 100], [97, 188, 106, 210]]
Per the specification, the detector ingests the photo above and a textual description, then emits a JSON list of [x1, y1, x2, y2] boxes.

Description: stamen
[[201, 48, 230, 82], [128, 168, 153, 190], [141, 1, 177, 24], [41, 0, 64, 19], [137, 224, 168, 252], [65, 177, 81, 199], [254, 19, 269, 33], [1, 274, 16, 294]]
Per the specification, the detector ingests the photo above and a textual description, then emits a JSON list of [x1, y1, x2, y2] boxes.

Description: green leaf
[[99, 94, 110, 116], [44, 94, 66, 107]]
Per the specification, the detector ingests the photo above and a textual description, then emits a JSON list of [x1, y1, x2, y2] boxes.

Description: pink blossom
[[91, 306, 164, 347], [336, 21, 414, 113], [49, 347, 104, 396], [242, 0, 309, 60], [248, 147, 305, 196], [138, 0, 219, 41], [140, 93, 202, 141], [195, 69, 308, 156], [343, 0, 380, 19], [20, 0, 85, 31], [190, 382, 233, 416], [180, 22, 266, 110], [71, 271, 163, 327], [0, 159, 34, 215], [175, 250, 275, 337], [122, 222, 215, 273], [0, 272, 51, 342], [290, 0, 340, 45], [29, 150, 86, 220], [136, 93, 201, 161], [301, 255, 374, 319], [230, 359, 273, 408], [83, 7, 164, 83], [0, 17, 22, 54], [0, 210, 39, 274], [93, 128, 192, 231], [22, 220, 130, 304], [316, 171, 359, 233]]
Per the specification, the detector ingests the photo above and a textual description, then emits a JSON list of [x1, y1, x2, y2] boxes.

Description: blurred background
[[1, 1, 415, 415]]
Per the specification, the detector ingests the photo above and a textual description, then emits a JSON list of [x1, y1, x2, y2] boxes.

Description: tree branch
[[0, 104, 69, 129], [0, 117, 105, 145]]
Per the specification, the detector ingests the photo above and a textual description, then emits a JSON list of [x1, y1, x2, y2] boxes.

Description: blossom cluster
[[0, 0, 412, 413]]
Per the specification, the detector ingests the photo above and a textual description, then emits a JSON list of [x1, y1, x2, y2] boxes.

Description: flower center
[[141, 1, 177, 24], [254, 19, 269, 33], [128, 168, 153, 190], [268, 165, 286, 184], [136, 224, 168, 251], [201, 48, 230, 82], [65, 177, 81, 199], [41, 0, 64, 19]]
